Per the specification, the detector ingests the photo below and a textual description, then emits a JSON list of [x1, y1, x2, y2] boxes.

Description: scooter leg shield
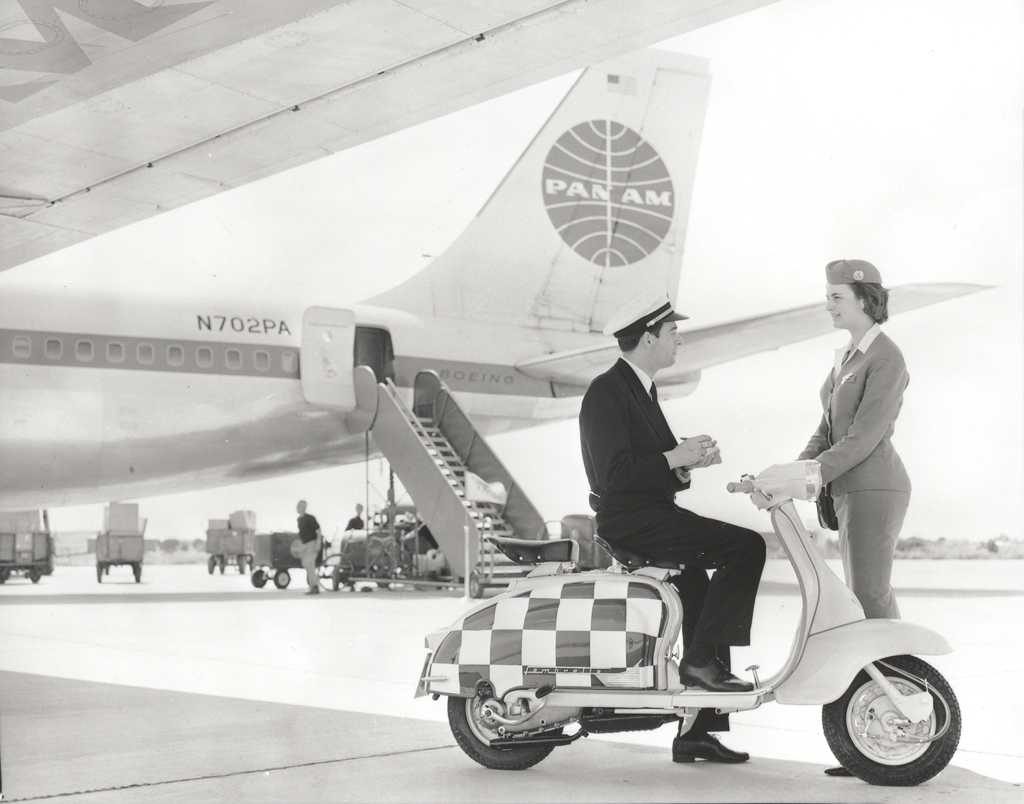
[[774, 619, 952, 705]]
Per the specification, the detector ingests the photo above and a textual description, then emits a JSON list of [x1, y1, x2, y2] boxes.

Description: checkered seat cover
[[426, 577, 669, 698]]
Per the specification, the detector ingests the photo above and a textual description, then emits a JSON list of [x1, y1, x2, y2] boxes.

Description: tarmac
[[1, 564, 1021, 803], [2, 671, 1020, 804]]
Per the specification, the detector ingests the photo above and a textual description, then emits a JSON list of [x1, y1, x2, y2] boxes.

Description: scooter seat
[[485, 536, 579, 565], [593, 534, 683, 570]]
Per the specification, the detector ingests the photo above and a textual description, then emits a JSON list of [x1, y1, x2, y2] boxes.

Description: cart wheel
[[133, 563, 142, 583], [207, 555, 217, 575], [29, 568, 41, 584], [272, 569, 291, 589], [105, 564, 110, 575], [237, 555, 247, 574], [469, 571, 483, 599], [218, 556, 226, 575], [96, 564, 104, 583], [251, 569, 267, 589]]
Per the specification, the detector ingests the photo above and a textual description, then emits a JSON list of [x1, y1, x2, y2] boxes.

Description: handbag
[[816, 483, 839, 531]]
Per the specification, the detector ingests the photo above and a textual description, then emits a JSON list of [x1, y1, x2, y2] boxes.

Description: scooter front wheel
[[822, 654, 961, 786], [447, 696, 556, 770]]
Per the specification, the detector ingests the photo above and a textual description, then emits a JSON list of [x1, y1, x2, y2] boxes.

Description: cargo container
[[0, 510, 54, 583], [96, 503, 146, 583], [205, 510, 256, 574]]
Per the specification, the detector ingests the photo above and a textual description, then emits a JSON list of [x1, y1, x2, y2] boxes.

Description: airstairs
[[369, 370, 546, 596]]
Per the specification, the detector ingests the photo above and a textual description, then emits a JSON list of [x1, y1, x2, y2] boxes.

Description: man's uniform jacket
[[579, 358, 764, 731], [799, 329, 911, 495], [580, 358, 687, 518]]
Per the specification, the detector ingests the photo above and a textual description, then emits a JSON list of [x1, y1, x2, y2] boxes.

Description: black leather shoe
[[673, 733, 750, 764], [824, 766, 854, 777], [679, 659, 754, 692]]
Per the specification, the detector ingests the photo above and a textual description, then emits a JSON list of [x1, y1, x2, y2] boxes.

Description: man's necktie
[[650, 382, 658, 403]]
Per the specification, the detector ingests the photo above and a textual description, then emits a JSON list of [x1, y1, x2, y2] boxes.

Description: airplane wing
[[0, 0, 781, 273], [515, 283, 991, 386]]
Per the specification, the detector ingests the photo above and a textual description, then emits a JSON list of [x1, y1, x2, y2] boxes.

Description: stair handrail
[[414, 371, 546, 541], [372, 375, 484, 578]]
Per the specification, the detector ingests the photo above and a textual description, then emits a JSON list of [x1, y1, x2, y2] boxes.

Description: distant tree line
[[155, 538, 208, 554]]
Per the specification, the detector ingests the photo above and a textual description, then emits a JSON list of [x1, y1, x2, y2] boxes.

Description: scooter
[[416, 461, 961, 785]]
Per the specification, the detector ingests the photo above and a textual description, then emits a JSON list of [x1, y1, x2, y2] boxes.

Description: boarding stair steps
[[405, 415, 525, 587], [370, 371, 546, 593]]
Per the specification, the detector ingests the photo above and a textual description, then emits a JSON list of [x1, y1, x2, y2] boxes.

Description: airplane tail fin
[[369, 49, 710, 333]]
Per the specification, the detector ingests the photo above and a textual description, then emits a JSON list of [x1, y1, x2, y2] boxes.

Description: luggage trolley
[[96, 503, 146, 583], [0, 510, 54, 584], [249, 532, 334, 590], [205, 511, 256, 575]]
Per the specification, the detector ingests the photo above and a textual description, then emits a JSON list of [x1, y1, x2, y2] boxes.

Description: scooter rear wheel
[[447, 696, 556, 770], [822, 654, 960, 786]]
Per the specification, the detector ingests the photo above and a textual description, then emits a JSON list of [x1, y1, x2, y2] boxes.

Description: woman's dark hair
[[850, 282, 889, 324]]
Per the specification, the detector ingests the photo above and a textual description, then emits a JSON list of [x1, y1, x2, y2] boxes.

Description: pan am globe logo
[[542, 120, 674, 267]]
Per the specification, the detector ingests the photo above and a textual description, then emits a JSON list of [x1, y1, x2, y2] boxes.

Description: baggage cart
[[250, 531, 304, 590], [205, 511, 256, 574], [0, 510, 54, 584], [96, 503, 146, 583]]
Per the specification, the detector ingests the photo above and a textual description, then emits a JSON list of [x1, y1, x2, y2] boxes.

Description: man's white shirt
[[622, 356, 655, 397]]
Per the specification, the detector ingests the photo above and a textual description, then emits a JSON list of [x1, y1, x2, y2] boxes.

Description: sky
[[16, 0, 1024, 543]]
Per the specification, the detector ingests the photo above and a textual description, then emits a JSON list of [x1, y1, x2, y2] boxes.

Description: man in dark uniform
[[344, 503, 365, 532], [579, 294, 766, 764]]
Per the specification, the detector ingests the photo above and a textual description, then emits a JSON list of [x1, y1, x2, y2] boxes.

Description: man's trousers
[[598, 503, 766, 734]]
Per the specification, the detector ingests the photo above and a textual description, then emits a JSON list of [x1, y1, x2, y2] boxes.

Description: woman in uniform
[[799, 259, 912, 616], [798, 259, 912, 777]]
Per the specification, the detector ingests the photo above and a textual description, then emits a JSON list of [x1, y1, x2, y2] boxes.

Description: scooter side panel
[[774, 619, 953, 704], [422, 574, 673, 698]]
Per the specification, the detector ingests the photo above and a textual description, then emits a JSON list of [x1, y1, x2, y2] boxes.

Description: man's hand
[[691, 445, 722, 469], [664, 435, 719, 470]]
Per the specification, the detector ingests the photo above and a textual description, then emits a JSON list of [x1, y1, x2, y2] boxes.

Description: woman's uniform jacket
[[799, 327, 911, 494]]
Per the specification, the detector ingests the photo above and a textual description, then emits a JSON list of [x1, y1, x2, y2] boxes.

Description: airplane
[[0, 48, 984, 510], [0, 0, 786, 273]]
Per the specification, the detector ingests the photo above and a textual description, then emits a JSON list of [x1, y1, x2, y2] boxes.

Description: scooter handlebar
[[726, 478, 755, 494]]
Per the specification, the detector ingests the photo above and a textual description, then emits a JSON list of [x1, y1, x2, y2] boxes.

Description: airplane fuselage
[[0, 285, 699, 509]]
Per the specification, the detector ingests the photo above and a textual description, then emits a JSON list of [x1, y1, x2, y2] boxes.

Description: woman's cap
[[602, 293, 687, 337], [826, 259, 882, 284]]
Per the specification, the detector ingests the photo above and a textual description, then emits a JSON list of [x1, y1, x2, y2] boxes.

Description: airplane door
[[301, 307, 356, 409]]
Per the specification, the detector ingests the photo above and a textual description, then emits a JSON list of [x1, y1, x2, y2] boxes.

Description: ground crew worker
[[296, 500, 322, 596]]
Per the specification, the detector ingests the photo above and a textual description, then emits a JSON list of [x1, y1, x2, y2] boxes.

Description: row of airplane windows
[[9, 334, 299, 374]]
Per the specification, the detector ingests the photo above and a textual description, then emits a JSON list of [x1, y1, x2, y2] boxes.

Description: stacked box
[[0, 510, 42, 533], [208, 519, 229, 531], [229, 510, 257, 531], [104, 503, 140, 533]]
